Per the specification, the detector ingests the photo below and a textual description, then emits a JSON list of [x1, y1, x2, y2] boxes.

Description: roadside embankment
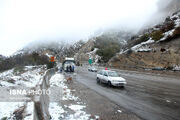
[[33, 68, 56, 120]]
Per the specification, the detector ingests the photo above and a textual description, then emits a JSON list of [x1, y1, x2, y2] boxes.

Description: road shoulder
[[67, 76, 141, 120]]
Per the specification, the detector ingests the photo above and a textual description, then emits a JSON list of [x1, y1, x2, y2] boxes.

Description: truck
[[62, 57, 76, 72]]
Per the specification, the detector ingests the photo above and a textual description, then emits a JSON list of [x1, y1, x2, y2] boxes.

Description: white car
[[96, 70, 126, 87], [88, 66, 98, 72]]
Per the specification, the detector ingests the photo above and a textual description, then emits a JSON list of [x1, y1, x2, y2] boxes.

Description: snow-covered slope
[[0, 65, 45, 87], [129, 10, 180, 53]]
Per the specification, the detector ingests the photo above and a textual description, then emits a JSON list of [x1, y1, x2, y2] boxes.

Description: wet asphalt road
[[75, 66, 180, 120]]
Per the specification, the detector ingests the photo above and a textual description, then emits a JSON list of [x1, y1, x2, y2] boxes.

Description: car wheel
[[96, 78, 100, 83], [108, 81, 112, 87], [99, 79, 102, 84]]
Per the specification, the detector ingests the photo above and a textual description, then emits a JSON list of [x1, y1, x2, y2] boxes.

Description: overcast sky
[[0, 0, 159, 56]]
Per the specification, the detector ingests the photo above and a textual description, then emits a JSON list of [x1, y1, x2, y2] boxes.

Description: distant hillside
[[74, 31, 133, 65], [109, 10, 180, 71], [14, 40, 85, 62], [0, 52, 49, 72], [0, 40, 85, 72]]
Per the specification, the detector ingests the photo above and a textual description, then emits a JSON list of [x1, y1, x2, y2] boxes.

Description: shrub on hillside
[[151, 30, 164, 41], [96, 46, 119, 63], [94, 35, 121, 63], [136, 34, 150, 44]]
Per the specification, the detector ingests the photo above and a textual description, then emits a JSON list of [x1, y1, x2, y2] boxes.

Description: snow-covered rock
[[158, 29, 175, 42], [173, 65, 180, 71], [131, 39, 154, 52]]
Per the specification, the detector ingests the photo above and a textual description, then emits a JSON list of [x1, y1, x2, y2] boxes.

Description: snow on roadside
[[68, 104, 86, 111], [49, 73, 99, 120], [49, 102, 66, 120], [0, 69, 14, 78], [24, 102, 34, 120], [50, 74, 78, 101], [0, 102, 34, 120], [0, 102, 24, 119], [50, 73, 65, 87], [66, 110, 91, 120], [66, 104, 91, 120], [0, 65, 45, 88]]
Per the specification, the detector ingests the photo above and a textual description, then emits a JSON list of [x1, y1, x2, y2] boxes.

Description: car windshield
[[108, 72, 119, 77]]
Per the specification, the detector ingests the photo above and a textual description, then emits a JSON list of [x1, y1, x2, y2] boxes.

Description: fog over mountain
[[0, 0, 179, 56], [144, 0, 180, 28]]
